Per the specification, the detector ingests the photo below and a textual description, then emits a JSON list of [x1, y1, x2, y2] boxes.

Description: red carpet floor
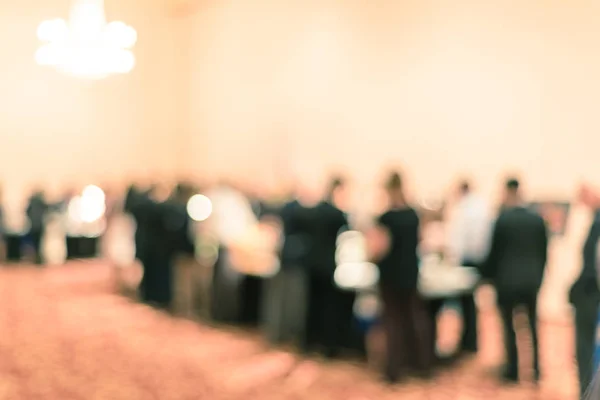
[[0, 263, 580, 399]]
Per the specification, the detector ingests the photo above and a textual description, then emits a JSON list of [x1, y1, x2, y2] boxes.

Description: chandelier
[[35, 0, 137, 79]]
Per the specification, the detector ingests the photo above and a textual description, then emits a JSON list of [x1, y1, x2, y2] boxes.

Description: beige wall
[[186, 0, 600, 209], [4, 0, 600, 206], [0, 0, 186, 202]]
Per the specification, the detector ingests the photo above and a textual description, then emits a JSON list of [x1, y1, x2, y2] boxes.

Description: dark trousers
[[380, 286, 433, 381], [5, 234, 22, 263], [30, 230, 44, 264], [497, 290, 539, 380], [66, 236, 77, 260], [239, 275, 263, 326], [305, 275, 355, 358], [428, 298, 445, 358], [460, 260, 480, 352], [140, 252, 174, 310], [574, 299, 599, 397]]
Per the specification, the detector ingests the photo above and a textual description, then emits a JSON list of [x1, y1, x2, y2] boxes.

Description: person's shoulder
[[377, 210, 394, 225], [524, 207, 544, 221], [282, 200, 297, 210], [495, 209, 512, 223], [323, 201, 344, 216]]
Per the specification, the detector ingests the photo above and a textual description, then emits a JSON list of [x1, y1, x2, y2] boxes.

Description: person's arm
[[540, 218, 549, 275]]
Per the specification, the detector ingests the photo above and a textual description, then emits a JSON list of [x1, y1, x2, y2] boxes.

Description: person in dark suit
[[303, 177, 352, 358], [124, 184, 156, 265], [26, 190, 49, 265], [125, 184, 188, 310], [367, 172, 433, 382], [483, 178, 548, 383], [570, 185, 600, 398]]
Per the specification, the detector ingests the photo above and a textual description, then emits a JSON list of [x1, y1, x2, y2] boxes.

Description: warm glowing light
[[334, 230, 379, 290], [80, 185, 106, 222], [35, 0, 137, 79], [334, 262, 380, 290], [37, 19, 69, 42], [67, 196, 82, 221], [187, 194, 213, 222], [104, 21, 137, 48], [68, 185, 106, 223], [82, 184, 105, 202]]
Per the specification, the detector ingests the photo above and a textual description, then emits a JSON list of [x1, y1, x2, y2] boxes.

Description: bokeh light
[[68, 185, 106, 223], [187, 194, 213, 222], [334, 262, 379, 290], [36, 18, 69, 42], [334, 230, 379, 289], [104, 21, 138, 49], [67, 196, 83, 222], [80, 185, 106, 223]]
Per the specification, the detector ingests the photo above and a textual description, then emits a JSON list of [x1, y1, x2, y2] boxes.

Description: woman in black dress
[[367, 172, 432, 382]]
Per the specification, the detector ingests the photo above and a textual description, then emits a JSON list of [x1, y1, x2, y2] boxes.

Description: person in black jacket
[[483, 178, 548, 383], [303, 177, 351, 358], [125, 184, 188, 310], [26, 190, 49, 265], [570, 185, 600, 398]]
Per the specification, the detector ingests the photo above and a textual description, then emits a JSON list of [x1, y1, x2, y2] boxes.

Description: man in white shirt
[[448, 181, 493, 354]]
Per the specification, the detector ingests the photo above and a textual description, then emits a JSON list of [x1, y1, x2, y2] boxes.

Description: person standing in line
[[447, 180, 493, 355], [570, 185, 600, 398], [303, 177, 351, 358], [483, 178, 548, 383], [367, 171, 433, 383], [262, 185, 315, 346], [26, 189, 49, 265], [125, 184, 188, 311], [0, 187, 5, 261]]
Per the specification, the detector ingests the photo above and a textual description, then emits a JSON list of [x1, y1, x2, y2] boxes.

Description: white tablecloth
[[418, 264, 480, 299]]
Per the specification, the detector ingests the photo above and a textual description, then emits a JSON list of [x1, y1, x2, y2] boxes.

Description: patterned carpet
[[0, 262, 580, 399]]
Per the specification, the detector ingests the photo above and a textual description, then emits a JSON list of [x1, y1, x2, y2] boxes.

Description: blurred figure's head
[[503, 177, 521, 206], [327, 176, 348, 210], [384, 171, 406, 207], [31, 187, 45, 200], [458, 180, 471, 197], [578, 184, 600, 208], [172, 182, 194, 203]]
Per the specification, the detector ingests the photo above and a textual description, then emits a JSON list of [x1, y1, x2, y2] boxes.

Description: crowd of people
[[0, 172, 598, 398]]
